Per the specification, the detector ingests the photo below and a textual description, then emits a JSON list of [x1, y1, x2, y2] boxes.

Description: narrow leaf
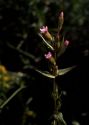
[[35, 69, 55, 78], [38, 33, 54, 51], [58, 66, 76, 76], [23, 65, 55, 78]]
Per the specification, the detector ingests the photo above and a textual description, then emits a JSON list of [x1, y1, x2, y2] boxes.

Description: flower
[[60, 11, 64, 20], [64, 40, 69, 46], [44, 52, 56, 65], [40, 26, 48, 34], [44, 51, 52, 59], [58, 11, 64, 31], [40, 26, 52, 41]]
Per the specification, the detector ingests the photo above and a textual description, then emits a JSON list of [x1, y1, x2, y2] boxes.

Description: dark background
[[0, 0, 89, 125]]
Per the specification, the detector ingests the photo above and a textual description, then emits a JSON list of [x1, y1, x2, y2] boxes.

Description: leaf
[[58, 66, 76, 76], [23, 65, 55, 78], [35, 69, 55, 78], [38, 33, 54, 51], [24, 65, 76, 78]]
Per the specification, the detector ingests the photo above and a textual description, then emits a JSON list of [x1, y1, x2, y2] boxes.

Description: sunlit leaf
[[58, 66, 76, 76]]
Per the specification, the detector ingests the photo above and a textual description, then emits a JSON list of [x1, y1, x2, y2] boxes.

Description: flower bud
[[60, 11, 64, 21], [64, 40, 69, 46], [58, 11, 64, 31], [40, 26, 53, 41], [44, 52, 56, 65]]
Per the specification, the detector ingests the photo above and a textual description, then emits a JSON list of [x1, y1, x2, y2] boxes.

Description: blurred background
[[0, 0, 89, 125]]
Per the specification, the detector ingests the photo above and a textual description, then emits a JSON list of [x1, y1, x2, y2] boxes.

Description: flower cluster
[[39, 11, 69, 68]]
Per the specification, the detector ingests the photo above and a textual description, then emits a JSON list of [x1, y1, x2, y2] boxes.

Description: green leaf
[[38, 33, 54, 51], [23, 65, 55, 78], [23, 65, 76, 78], [58, 66, 76, 76], [35, 69, 55, 78]]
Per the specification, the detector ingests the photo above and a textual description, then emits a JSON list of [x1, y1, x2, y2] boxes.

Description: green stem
[[53, 78, 57, 112], [7, 43, 36, 61], [0, 86, 26, 109], [51, 51, 61, 125]]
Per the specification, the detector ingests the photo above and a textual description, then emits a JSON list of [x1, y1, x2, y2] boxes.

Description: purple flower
[[40, 26, 52, 41], [44, 52, 52, 59], [64, 40, 69, 46], [40, 26, 48, 34], [60, 11, 64, 20]]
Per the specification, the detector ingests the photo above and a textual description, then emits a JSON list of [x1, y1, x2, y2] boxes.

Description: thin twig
[[7, 43, 36, 61], [0, 85, 26, 109], [17, 40, 24, 49]]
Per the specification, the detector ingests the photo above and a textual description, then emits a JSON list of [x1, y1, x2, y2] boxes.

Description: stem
[[50, 51, 61, 125], [21, 109, 27, 125], [0, 86, 26, 109], [51, 77, 59, 125], [7, 43, 37, 61], [53, 78, 57, 113]]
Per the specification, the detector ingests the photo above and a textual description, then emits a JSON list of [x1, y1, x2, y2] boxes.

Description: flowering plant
[[35, 11, 75, 125], [0, 11, 76, 125], [37, 12, 74, 79]]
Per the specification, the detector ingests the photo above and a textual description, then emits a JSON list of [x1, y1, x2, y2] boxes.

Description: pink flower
[[44, 52, 52, 59], [60, 11, 64, 19], [64, 40, 69, 46], [40, 26, 52, 41], [58, 11, 64, 31], [40, 26, 48, 34]]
